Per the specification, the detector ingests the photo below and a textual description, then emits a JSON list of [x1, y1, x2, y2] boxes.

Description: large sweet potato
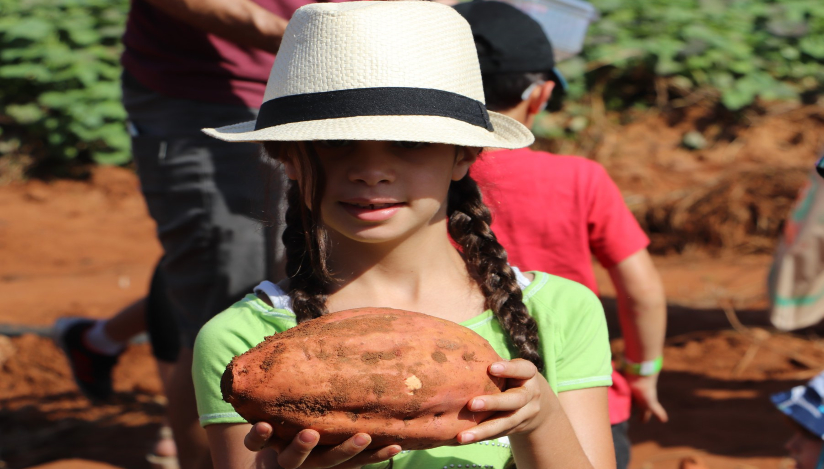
[[221, 307, 505, 450]]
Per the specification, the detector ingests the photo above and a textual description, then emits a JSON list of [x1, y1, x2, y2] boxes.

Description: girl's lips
[[340, 201, 404, 221]]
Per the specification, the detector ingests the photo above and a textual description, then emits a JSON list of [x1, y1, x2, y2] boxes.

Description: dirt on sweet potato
[[221, 307, 505, 450]]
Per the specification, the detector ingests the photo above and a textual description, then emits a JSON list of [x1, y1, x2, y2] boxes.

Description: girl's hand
[[243, 421, 402, 469], [456, 358, 554, 444]]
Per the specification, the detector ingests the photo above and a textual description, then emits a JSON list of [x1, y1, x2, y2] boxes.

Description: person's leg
[[611, 420, 631, 469], [123, 70, 279, 469], [101, 299, 147, 343], [145, 263, 181, 468], [53, 298, 147, 401], [146, 262, 182, 365]]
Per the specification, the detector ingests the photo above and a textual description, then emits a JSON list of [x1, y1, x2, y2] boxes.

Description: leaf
[[800, 36, 824, 59], [5, 103, 44, 124], [38, 90, 74, 109], [94, 100, 127, 119], [780, 47, 800, 61], [47, 132, 65, 146], [66, 26, 101, 46], [2, 17, 54, 41], [721, 86, 754, 111], [92, 148, 131, 165], [0, 63, 52, 81]]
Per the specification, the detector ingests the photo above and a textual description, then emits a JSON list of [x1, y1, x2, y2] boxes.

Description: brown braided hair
[[264, 142, 331, 323], [447, 160, 543, 372], [262, 142, 543, 371]]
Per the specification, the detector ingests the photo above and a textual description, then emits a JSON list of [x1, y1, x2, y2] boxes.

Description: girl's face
[[284, 140, 475, 245], [785, 430, 824, 469]]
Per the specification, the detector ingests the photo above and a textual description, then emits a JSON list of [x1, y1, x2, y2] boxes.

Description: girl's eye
[[394, 141, 428, 149], [317, 140, 352, 148]]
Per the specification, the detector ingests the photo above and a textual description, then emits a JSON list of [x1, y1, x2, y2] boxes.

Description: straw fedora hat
[[202, 1, 534, 149]]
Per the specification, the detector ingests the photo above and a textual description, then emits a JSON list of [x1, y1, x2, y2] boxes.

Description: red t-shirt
[[472, 148, 650, 425], [121, 0, 313, 108]]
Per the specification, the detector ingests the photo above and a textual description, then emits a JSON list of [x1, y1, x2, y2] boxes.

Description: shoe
[[53, 317, 121, 402]]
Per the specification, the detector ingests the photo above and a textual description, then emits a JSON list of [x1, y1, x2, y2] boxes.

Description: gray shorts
[[123, 71, 286, 348], [612, 420, 631, 469]]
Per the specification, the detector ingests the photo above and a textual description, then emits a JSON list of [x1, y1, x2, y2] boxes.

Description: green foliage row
[[0, 0, 130, 165], [558, 0, 824, 111], [2, 0, 823, 167]]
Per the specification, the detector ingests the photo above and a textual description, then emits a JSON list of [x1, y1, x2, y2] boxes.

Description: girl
[[193, 2, 615, 468]]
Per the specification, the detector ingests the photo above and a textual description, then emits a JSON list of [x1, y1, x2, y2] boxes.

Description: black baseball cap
[[454, 0, 567, 107]]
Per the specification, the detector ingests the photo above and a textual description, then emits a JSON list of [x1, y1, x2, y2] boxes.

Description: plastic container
[[489, 0, 599, 61]]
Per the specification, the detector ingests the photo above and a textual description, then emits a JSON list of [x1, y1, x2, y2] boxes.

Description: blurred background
[[1, 0, 823, 467]]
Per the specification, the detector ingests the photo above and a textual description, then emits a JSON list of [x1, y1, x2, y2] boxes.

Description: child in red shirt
[[455, 3, 669, 468]]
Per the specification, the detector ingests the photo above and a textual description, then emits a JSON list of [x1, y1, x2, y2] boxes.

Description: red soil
[[3, 104, 824, 468]]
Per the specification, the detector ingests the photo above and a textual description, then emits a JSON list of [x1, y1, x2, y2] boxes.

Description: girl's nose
[[347, 142, 395, 186]]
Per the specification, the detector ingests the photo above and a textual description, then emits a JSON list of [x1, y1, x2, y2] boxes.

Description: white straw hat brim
[[202, 112, 534, 149]]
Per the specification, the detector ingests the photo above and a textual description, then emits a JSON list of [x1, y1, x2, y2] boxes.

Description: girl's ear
[[452, 146, 481, 181]]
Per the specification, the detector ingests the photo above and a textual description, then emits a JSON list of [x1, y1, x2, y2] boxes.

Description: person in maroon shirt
[[455, 2, 668, 468], [53, 1, 318, 469]]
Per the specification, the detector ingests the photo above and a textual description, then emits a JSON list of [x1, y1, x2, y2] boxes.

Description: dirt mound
[[628, 328, 824, 469], [0, 335, 163, 469], [3, 103, 824, 468], [3, 327, 823, 468], [633, 168, 809, 254], [0, 165, 161, 327], [537, 103, 824, 255]]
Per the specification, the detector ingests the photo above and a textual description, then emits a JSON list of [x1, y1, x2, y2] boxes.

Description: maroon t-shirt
[[121, 0, 313, 108]]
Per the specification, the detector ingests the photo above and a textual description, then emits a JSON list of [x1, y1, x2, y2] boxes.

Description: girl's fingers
[[489, 358, 538, 380], [311, 433, 373, 467], [244, 422, 274, 451], [468, 385, 532, 413], [456, 411, 518, 444], [347, 444, 404, 467], [276, 429, 320, 469]]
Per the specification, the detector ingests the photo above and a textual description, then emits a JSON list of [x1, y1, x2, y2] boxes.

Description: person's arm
[[506, 386, 613, 469], [455, 360, 612, 469], [142, 0, 289, 54], [556, 387, 614, 468], [607, 248, 668, 423], [208, 424, 263, 469]]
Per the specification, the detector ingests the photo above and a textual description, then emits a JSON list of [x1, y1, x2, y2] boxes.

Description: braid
[[263, 142, 331, 323], [448, 172, 544, 372], [283, 180, 329, 322]]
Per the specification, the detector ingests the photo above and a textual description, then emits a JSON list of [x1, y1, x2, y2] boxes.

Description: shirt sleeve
[[553, 280, 614, 393], [192, 308, 257, 427], [586, 162, 650, 268]]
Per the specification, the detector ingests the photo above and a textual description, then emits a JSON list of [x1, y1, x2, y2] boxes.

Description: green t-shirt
[[193, 270, 612, 469]]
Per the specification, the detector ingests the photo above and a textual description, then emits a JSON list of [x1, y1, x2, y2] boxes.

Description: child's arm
[[608, 248, 668, 423], [556, 387, 614, 468], [142, 0, 289, 54], [456, 359, 614, 469], [207, 422, 400, 469]]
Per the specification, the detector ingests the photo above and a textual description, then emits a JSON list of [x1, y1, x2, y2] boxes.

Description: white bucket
[[488, 0, 599, 61]]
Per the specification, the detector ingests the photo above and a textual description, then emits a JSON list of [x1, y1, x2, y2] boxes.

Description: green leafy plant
[[558, 0, 824, 111], [0, 0, 130, 165]]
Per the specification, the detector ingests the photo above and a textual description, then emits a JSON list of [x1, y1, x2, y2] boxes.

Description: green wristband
[[622, 356, 663, 376]]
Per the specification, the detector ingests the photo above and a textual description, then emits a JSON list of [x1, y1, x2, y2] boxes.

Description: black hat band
[[255, 87, 494, 132]]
